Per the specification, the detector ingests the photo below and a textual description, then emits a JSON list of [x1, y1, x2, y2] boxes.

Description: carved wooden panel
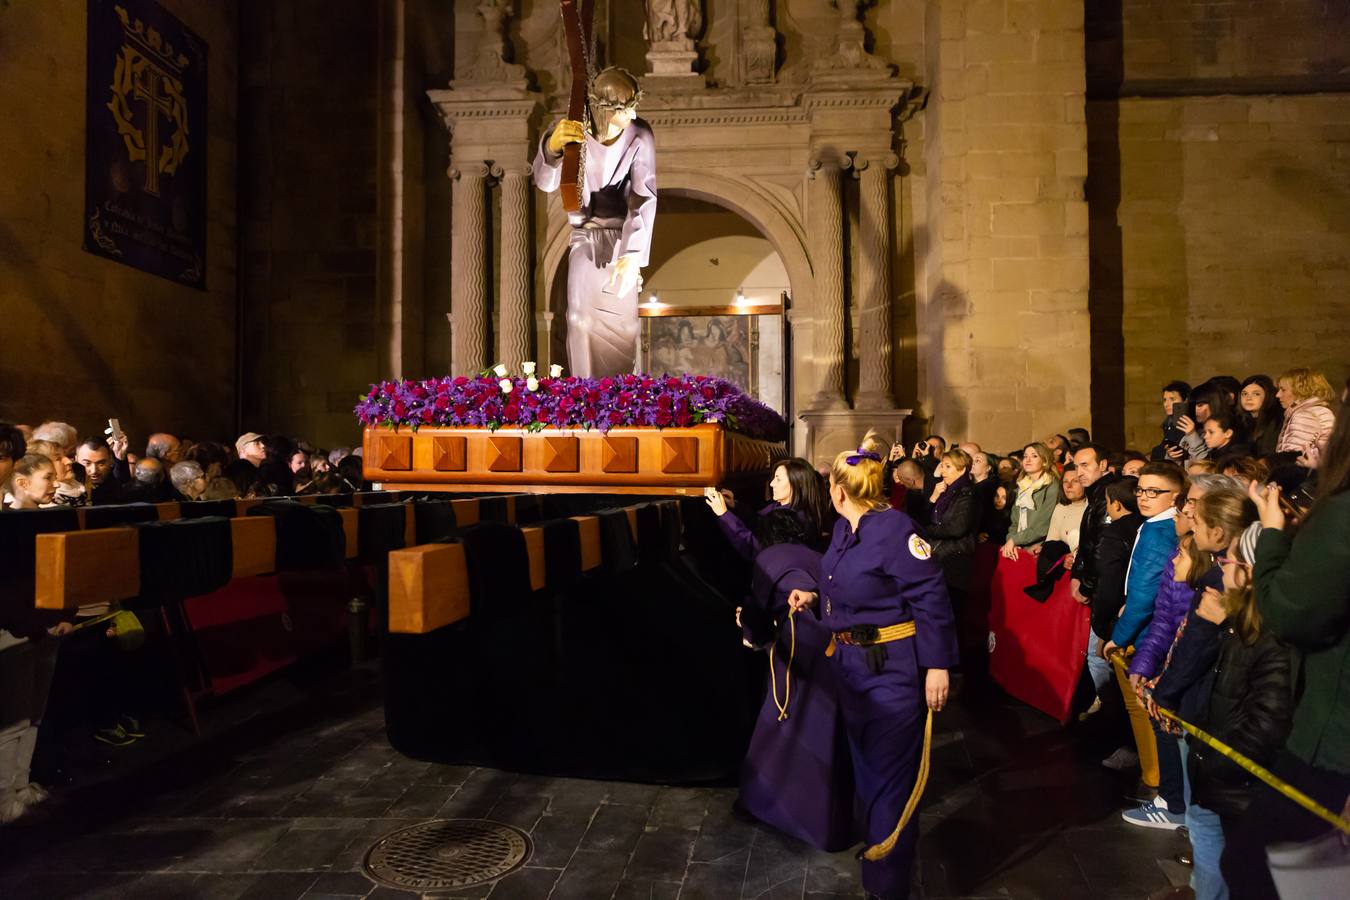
[[361, 424, 782, 491], [378, 434, 413, 471], [432, 435, 467, 471], [601, 436, 639, 473], [661, 436, 699, 474], [487, 435, 523, 472], [543, 435, 580, 472]]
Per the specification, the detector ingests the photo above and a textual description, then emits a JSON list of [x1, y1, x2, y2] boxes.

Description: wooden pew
[[388, 512, 613, 635]]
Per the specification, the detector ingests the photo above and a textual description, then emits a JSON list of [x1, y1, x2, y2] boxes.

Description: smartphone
[[107, 418, 124, 440]]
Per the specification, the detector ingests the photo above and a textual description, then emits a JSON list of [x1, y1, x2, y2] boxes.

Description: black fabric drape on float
[[246, 501, 345, 571], [383, 497, 765, 784]]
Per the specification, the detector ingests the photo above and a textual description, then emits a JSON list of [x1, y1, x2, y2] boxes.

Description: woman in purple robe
[[789, 432, 959, 900], [706, 458, 831, 557], [735, 508, 856, 851]]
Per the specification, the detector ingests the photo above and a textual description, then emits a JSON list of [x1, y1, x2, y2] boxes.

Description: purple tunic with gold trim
[[737, 541, 856, 851], [820, 507, 959, 900]]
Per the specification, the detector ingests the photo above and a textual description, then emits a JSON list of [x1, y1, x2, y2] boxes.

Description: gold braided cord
[[861, 708, 934, 861], [1105, 648, 1350, 836], [769, 611, 796, 722]]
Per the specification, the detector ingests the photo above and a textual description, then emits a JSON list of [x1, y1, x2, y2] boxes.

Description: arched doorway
[[539, 183, 810, 422]]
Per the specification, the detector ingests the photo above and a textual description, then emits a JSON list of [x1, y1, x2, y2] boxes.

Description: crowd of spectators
[[0, 421, 369, 823], [0, 422, 367, 511], [697, 364, 1344, 899], [2, 366, 1346, 899], [870, 366, 1346, 900]]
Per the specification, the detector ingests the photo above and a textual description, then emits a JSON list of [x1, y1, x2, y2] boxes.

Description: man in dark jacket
[[1069, 443, 1118, 604]]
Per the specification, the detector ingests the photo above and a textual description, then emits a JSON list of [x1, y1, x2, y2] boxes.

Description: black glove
[[864, 643, 888, 675]]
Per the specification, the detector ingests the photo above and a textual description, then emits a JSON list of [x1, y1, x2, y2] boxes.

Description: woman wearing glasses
[[786, 431, 958, 899]]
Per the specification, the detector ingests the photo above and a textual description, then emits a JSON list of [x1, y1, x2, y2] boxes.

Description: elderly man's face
[[242, 440, 267, 465]]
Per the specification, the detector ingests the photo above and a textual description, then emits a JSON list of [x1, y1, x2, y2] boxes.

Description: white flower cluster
[[492, 361, 564, 394]]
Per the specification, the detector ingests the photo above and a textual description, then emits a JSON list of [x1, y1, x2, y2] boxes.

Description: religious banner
[[84, 0, 207, 288]]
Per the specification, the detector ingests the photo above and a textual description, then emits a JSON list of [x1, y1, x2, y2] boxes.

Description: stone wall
[[0, 0, 238, 443], [1086, 0, 1350, 450], [1092, 94, 1350, 451], [919, 0, 1092, 451]]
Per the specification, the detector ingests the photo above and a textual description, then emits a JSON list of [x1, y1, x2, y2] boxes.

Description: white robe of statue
[[533, 119, 657, 378]]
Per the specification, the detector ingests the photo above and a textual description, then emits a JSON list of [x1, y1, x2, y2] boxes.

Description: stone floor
[[0, 660, 1189, 899]]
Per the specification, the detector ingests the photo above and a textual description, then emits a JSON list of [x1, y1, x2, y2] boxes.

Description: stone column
[[807, 155, 848, 410], [855, 152, 898, 409], [450, 161, 489, 373], [495, 164, 532, 369]]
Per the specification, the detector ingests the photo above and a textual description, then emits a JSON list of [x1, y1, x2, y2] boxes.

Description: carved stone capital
[[449, 160, 491, 181], [489, 162, 533, 181], [807, 153, 852, 178], [850, 151, 900, 175]]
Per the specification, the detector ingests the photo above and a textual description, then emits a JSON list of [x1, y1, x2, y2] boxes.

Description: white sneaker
[[1122, 799, 1185, 830], [1101, 747, 1140, 770]]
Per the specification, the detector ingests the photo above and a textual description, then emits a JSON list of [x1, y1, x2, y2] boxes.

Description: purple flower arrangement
[[354, 369, 788, 443]]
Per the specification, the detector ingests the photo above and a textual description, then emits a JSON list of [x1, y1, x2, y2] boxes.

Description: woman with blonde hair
[[1274, 367, 1335, 462], [786, 431, 957, 899], [1000, 442, 1063, 560], [25, 438, 85, 507]]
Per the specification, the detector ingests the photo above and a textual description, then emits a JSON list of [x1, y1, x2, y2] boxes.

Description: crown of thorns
[[588, 66, 643, 111]]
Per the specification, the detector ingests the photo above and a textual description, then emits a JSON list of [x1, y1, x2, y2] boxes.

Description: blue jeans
[[1182, 738, 1229, 900], [1086, 632, 1112, 695]]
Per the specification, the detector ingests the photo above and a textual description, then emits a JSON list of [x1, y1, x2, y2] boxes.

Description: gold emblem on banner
[[107, 5, 192, 197]]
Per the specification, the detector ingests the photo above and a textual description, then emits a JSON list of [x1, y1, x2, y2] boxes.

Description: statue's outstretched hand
[[547, 119, 586, 156]]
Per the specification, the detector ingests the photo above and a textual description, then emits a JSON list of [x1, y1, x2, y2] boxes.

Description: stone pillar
[[450, 161, 489, 373], [919, 0, 1091, 447], [807, 155, 848, 411], [855, 152, 899, 409], [495, 164, 532, 369]]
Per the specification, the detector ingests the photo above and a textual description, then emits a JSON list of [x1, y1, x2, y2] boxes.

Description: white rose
[[526, 376, 539, 392], [493, 363, 508, 377], [549, 364, 564, 378], [499, 378, 513, 394], [521, 361, 536, 376]]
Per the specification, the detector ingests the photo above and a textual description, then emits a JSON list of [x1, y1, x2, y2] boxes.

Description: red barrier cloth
[[976, 545, 1089, 723]]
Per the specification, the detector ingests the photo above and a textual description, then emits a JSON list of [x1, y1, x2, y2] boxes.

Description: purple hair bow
[[845, 447, 881, 466]]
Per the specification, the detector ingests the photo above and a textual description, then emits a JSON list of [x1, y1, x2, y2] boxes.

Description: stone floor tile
[[546, 848, 629, 900], [483, 865, 562, 899], [624, 825, 698, 882], [526, 812, 592, 867], [580, 801, 652, 853], [677, 861, 746, 900]]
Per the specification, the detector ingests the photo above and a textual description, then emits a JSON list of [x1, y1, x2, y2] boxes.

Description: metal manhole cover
[[363, 818, 532, 891]]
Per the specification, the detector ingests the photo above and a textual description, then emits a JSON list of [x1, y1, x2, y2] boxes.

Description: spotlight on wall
[[734, 289, 747, 307], [641, 293, 663, 309]]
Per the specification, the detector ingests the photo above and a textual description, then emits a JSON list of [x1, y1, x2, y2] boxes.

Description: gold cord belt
[[824, 620, 917, 657]]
